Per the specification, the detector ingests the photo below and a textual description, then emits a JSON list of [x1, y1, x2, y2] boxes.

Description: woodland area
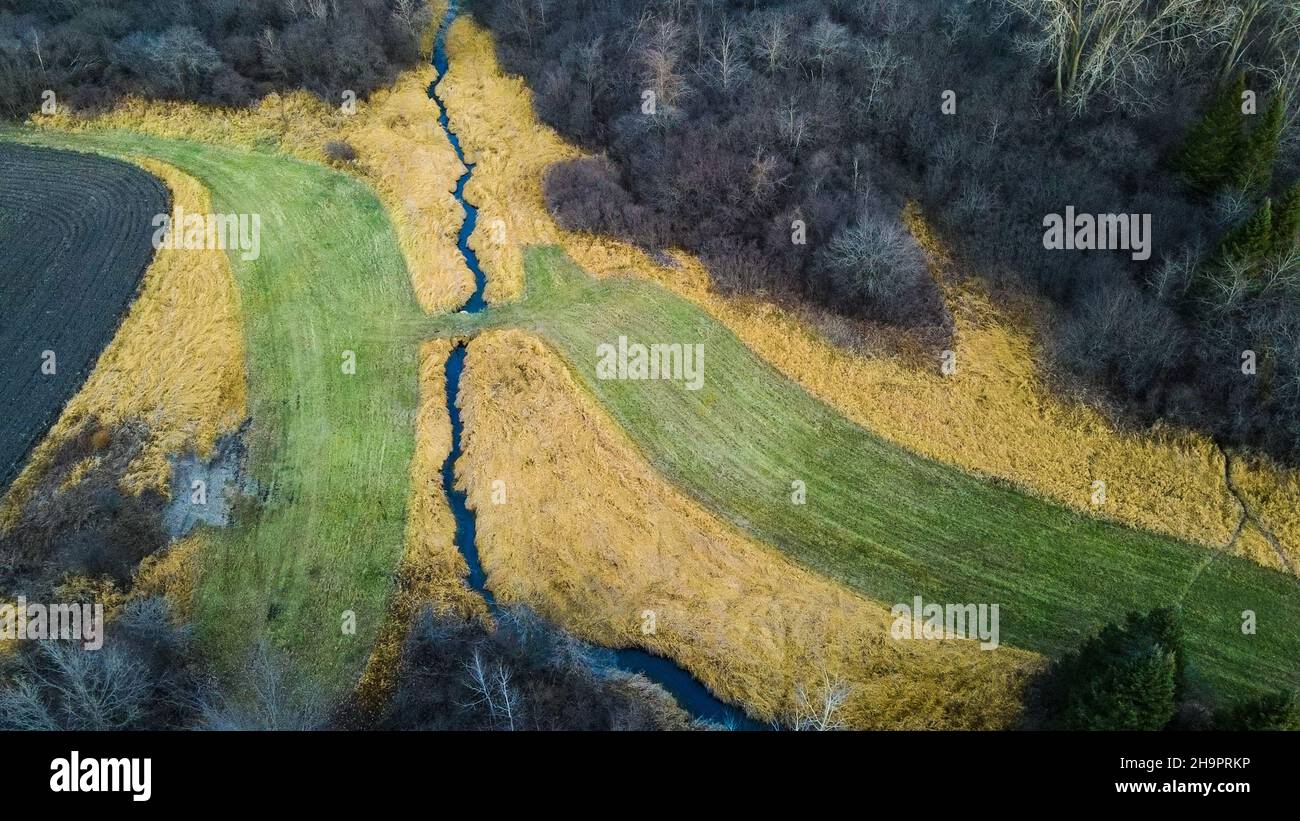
[[468, 0, 1300, 460], [0, 0, 432, 114]]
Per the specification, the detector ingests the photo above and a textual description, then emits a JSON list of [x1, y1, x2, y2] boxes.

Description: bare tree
[[0, 678, 59, 730], [0, 642, 151, 731], [493, 664, 521, 730], [257, 28, 287, 79], [703, 18, 749, 92], [1208, 0, 1268, 80], [462, 647, 521, 729], [640, 18, 691, 115], [776, 96, 812, 156], [1256, 246, 1300, 294], [1197, 255, 1256, 315], [24, 28, 44, 74], [807, 15, 849, 82], [747, 147, 788, 206], [748, 12, 789, 75], [621, 6, 656, 60], [392, 0, 432, 39], [257, 28, 289, 128], [577, 36, 609, 100], [1007, 0, 1231, 112], [1149, 241, 1203, 301], [1256, 3, 1300, 133], [504, 0, 535, 46], [942, 4, 974, 46], [1274, 312, 1300, 409], [463, 648, 498, 717], [876, 0, 921, 37], [824, 202, 928, 306], [690, 0, 722, 59], [859, 40, 907, 114], [781, 667, 851, 731], [1197, 1, 1300, 142], [198, 642, 325, 730]]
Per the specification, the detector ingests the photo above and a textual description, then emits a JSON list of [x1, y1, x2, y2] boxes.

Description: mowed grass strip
[[437, 246, 1300, 700], [6, 129, 430, 695]]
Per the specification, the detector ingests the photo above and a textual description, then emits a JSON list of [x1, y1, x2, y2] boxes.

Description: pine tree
[[1143, 606, 1186, 701], [1272, 181, 1300, 258], [1214, 691, 1300, 731], [1218, 197, 1273, 268], [1045, 608, 1183, 731], [1236, 92, 1286, 194], [1170, 74, 1247, 196]]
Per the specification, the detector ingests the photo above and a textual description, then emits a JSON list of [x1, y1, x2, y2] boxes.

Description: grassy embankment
[[426, 247, 1300, 700], [4, 125, 464, 699]]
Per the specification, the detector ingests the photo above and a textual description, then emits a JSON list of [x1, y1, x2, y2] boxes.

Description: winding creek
[[427, 2, 760, 730]]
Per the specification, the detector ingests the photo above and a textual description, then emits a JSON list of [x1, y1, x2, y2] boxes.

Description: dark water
[[427, 2, 762, 730], [429, 3, 486, 315]]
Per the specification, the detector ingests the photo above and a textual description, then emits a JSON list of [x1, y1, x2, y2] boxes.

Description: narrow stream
[[427, 2, 761, 730]]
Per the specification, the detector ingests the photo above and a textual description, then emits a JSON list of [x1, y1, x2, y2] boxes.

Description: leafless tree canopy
[[1006, 0, 1232, 113], [0, 0, 431, 115], [0, 598, 206, 731]]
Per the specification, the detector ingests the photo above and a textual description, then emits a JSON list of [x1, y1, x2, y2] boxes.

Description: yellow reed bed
[[456, 329, 1040, 729], [439, 16, 580, 303]]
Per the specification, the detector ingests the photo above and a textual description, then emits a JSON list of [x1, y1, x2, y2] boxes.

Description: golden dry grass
[[438, 16, 1300, 570], [1228, 459, 1300, 571], [456, 329, 1041, 729], [425, 0, 449, 53], [1, 573, 134, 659], [1, 158, 246, 525], [440, 17, 579, 303], [342, 73, 468, 312], [131, 535, 204, 620], [355, 340, 485, 709], [29, 29, 468, 312]]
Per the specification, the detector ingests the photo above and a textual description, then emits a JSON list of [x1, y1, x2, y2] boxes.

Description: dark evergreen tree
[[1214, 690, 1300, 731], [1043, 608, 1184, 731], [1272, 181, 1300, 258], [1170, 74, 1248, 196], [1218, 198, 1274, 269], [1237, 92, 1286, 194], [1142, 606, 1187, 701]]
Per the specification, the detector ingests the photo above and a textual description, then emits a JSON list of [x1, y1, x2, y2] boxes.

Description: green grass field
[[427, 246, 1300, 700], [6, 128, 429, 697]]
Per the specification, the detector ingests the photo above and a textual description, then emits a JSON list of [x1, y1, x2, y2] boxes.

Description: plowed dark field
[[0, 143, 168, 491]]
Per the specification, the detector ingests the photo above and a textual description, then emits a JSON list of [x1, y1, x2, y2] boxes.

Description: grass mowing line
[[424, 245, 1300, 701], [3, 127, 431, 697]]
